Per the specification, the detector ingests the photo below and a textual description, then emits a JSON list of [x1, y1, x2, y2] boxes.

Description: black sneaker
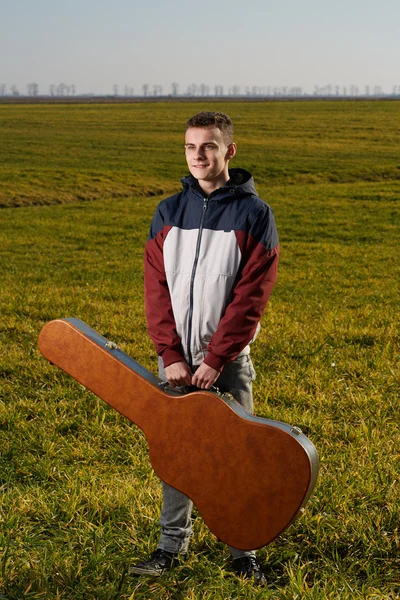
[[129, 548, 179, 577], [232, 556, 266, 585]]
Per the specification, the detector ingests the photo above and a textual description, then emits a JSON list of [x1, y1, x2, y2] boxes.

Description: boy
[[130, 111, 279, 584]]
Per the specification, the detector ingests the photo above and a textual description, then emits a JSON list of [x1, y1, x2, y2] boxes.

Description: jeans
[[157, 354, 257, 559]]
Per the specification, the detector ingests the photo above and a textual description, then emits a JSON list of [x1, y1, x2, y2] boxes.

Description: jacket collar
[[180, 168, 258, 200]]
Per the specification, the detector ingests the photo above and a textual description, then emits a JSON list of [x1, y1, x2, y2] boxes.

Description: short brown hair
[[186, 111, 234, 144]]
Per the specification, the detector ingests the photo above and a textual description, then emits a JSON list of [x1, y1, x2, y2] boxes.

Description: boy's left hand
[[192, 363, 220, 389]]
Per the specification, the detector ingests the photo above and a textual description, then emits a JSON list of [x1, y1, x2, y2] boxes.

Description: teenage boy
[[130, 111, 279, 584]]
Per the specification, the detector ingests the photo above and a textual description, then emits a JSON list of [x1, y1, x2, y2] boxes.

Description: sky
[[1, 0, 400, 96]]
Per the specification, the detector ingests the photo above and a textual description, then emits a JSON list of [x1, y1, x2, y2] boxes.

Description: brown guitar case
[[38, 318, 319, 550]]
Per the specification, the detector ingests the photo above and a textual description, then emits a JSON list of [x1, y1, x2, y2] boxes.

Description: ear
[[226, 142, 237, 160]]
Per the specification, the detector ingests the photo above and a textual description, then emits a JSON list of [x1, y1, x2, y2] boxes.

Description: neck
[[198, 172, 230, 196]]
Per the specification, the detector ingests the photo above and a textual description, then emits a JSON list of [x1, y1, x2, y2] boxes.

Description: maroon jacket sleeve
[[144, 226, 185, 368], [204, 210, 279, 372]]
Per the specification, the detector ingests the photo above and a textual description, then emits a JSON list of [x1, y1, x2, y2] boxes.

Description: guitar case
[[38, 318, 319, 550]]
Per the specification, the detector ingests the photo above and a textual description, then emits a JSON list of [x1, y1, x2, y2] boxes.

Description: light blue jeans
[[157, 354, 257, 560]]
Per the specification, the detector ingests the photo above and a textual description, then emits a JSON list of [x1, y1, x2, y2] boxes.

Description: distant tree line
[[49, 83, 76, 96], [125, 83, 400, 98], [0, 83, 77, 97], [312, 84, 398, 97], [138, 83, 305, 97], [1, 82, 400, 98]]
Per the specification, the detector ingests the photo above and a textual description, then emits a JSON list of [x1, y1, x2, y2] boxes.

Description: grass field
[[0, 101, 399, 599]]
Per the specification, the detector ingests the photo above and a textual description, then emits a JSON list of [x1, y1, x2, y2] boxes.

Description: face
[[184, 126, 236, 191]]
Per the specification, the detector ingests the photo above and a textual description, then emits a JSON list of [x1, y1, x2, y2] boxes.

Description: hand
[[164, 361, 193, 387], [191, 362, 220, 390]]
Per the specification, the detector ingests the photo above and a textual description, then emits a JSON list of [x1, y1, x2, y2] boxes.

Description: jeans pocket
[[231, 354, 256, 383], [247, 356, 256, 382]]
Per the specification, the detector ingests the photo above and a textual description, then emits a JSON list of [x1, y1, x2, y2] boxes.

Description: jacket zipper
[[186, 197, 209, 370]]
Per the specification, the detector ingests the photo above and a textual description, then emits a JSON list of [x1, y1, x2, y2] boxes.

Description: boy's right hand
[[164, 361, 193, 387]]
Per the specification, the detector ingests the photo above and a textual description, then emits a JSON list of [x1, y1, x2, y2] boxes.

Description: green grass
[[0, 101, 399, 599], [1, 100, 400, 207]]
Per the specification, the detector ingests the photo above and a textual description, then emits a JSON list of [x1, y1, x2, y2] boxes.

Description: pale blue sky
[[1, 0, 399, 95]]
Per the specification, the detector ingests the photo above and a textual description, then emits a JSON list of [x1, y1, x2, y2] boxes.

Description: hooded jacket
[[144, 168, 279, 372]]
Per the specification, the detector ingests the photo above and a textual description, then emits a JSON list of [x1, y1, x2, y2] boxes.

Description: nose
[[194, 147, 206, 160]]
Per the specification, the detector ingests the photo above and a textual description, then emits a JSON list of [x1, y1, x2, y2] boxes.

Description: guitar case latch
[[105, 341, 118, 350], [290, 426, 303, 435]]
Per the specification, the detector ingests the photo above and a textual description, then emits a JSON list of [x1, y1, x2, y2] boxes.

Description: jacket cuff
[[160, 348, 186, 369], [203, 352, 225, 372]]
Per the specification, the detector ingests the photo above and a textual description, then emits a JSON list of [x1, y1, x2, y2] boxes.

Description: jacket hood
[[181, 168, 258, 199]]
